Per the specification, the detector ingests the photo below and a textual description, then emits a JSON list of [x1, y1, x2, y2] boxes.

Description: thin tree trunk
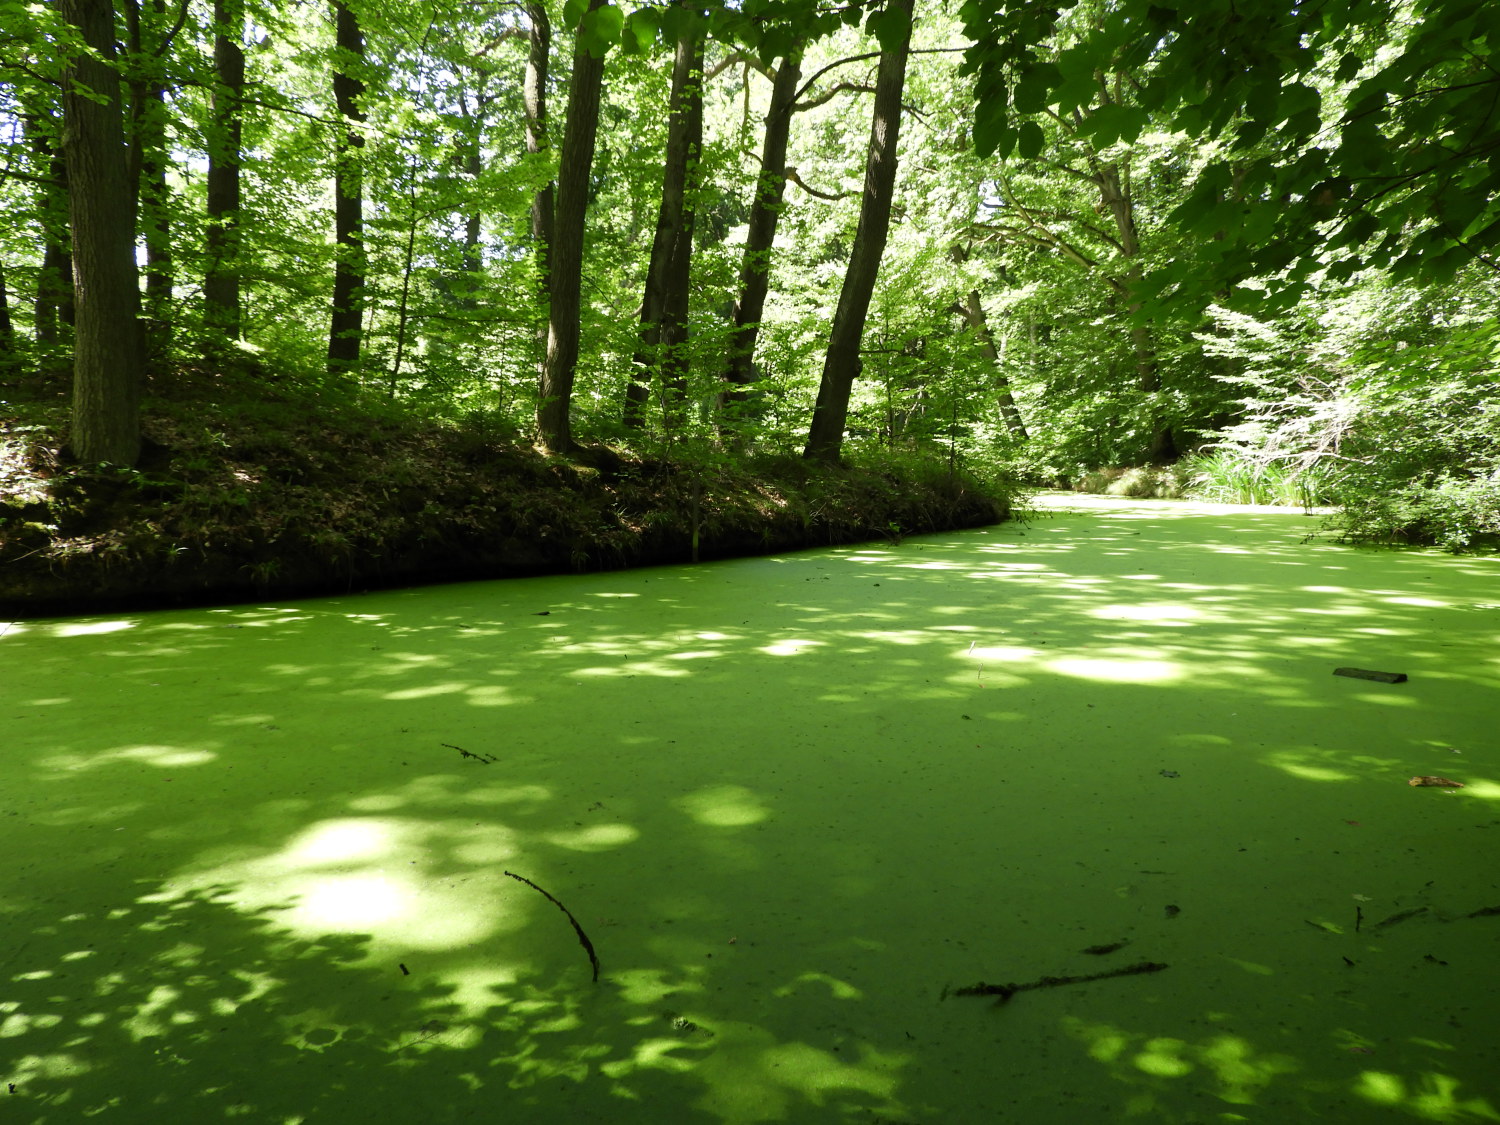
[[537, 0, 609, 454], [60, 0, 143, 465], [803, 0, 914, 463], [524, 1, 553, 384], [955, 290, 1028, 440], [624, 21, 702, 430], [205, 0, 245, 340], [327, 0, 366, 376], [719, 49, 801, 428], [0, 261, 15, 365]]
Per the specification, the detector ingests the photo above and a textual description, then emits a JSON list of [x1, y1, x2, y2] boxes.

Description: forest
[[1, 0, 1497, 608]]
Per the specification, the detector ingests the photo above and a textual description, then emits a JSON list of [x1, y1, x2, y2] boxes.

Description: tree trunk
[[327, 0, 366, 377], [60, 0, 143, 465], [657, 49, 701, 430], [624, 22, 702, 431], [205, 0, 245, 340], [524, 1, 553, 383], [958, 290, 1029, 440], [719, 49, 801, 429], [0, 261, 15, 367], [537, 0, 609, 454], [803, 0, 914, 463]]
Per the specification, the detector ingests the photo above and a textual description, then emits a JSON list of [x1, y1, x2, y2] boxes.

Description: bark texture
[[537, 0, 608, 454], [327, 0, 366, 376], [720, 50, 801, 427], [205, 0, 245, 339], [624, 23, 703, 430], [803, 0, 914, 463], [60, 0, 143, 465]]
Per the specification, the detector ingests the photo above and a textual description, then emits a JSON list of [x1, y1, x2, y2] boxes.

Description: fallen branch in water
[[949, 960, 1168, 1004], [505, 871, 600, 982]]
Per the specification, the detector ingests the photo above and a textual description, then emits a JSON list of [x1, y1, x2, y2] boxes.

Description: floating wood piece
[[1372, 906, 1429, 930], [951, 961, 1168, 1004], [1334, 667, 1408, 683], [1409, 776, 1464, 788], [504, 871, 600, 982]]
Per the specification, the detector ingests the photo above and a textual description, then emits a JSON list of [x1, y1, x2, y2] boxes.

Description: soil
[[0, 365, 1009, 616]]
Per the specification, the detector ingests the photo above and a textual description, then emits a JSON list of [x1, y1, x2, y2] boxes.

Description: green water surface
[[2, 494, 1498, 1123]]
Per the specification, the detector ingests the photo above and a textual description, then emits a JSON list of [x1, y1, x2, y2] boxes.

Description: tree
[[623, 11, 704, 431], [719, 48, 802, 430], [803, 0, 914, 463], [59, 0, 143, 465], [205, 0, 246, 340], [523, 0, 553, 382], [537, 0, 615, 454], [960, 0, 1500, 314], [328, 0, 367, 375]]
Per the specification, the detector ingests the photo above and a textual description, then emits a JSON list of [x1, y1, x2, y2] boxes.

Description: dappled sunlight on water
[[4, 495, 1499, 1121]]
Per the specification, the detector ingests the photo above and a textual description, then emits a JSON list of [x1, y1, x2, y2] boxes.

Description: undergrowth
[[0, 365, 1011, 614]]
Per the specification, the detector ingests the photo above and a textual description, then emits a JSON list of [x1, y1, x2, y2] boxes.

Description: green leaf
[[1013, 62, 1059, 114], [578, 3, 623, 54], [867, 4, 911, 52], [622, 6, 659, 54], [1017, 119, 1044, 159]]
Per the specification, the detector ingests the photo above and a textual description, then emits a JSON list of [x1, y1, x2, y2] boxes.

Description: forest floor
[[0, 364, 1008, 616]]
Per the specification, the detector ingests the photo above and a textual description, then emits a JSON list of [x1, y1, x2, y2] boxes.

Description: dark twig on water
[[504, 871, 600, 982], [950, 960, 1168, 1003], [442, 742, 497, 763], [1372, 906, 1428, 931]]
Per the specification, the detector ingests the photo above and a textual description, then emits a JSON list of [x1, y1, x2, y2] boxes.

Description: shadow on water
[[3, 495, 1499, 1122]]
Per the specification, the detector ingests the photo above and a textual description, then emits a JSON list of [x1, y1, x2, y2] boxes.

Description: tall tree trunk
[[657, 47, 701, 430], [524, 1, 553, 384], [60, 0, 143, 465], [956, 290, 1029, 440], [719, 49, 801, 429], [205, 0, 245, 340], [537, 0, 609, 454], [803, 0, 914, 463], [327, 0, 366, 377], [624, 22, 702, 430]]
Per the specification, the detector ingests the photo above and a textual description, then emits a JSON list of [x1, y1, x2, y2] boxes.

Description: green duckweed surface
[[3, 493, 1498, 1123]]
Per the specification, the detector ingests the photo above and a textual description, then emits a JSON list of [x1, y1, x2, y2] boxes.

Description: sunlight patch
[[759, 639, 821, 656], [1265, 752, 1352, 782], [285, 819, 397, 865], [41, 744, 218, 772], [1047, 656, 1184, 684], [544, 823, 640, 851], [676, 785, 769, 827], [48, 620, 135, 637], [1090, 603, 1203, 623], [286, 872, 409, 928]]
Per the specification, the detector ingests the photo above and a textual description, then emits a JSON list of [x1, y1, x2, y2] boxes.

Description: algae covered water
[[3, 495, 1498, 1123]]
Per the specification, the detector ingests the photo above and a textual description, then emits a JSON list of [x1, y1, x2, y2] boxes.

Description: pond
[[3, 495, 1498, 1123]]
